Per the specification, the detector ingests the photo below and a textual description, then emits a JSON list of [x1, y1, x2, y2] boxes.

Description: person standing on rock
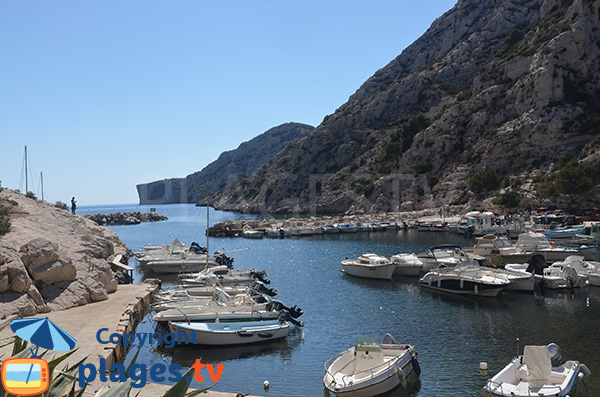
[[71, 197, 77, 214]]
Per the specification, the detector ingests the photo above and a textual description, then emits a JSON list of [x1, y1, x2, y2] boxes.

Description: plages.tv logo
[[1, 317, 77, 396], [78, 328, 225, 388]]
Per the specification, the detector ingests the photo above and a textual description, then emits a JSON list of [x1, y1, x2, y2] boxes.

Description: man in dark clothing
[[71, 197, 77, 214]]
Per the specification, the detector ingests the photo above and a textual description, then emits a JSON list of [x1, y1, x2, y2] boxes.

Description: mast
[[40, 172, 44, 201], [206, 182, 209, 266], [24, 146, 28, 193]]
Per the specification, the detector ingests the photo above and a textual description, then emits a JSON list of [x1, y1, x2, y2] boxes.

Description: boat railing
[[486, 379, 504, 394], [324, 349, 395, 387]]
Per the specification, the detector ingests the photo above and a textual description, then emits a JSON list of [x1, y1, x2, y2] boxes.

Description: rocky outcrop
[[136, 122, 314, 205], [210, 0, 600, 215], [85, 212, 168, 226], [0, 189, 132, 317]]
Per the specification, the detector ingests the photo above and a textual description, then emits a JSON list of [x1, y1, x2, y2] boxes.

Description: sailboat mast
[[206, 183, 209, 266], [24, 146, 28, 193], [40, 172, 44, 201]]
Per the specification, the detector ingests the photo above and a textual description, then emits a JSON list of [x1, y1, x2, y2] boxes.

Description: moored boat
[[341, 253, 396, 280], [419, 264, 510, 297], [484, 343, 590, 397], [169, 319, 289, 346], [323, 334, 420, 396]]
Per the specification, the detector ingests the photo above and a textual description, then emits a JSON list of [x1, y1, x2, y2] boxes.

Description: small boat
[[242, 229, 264, 239], [169, 319, 289, 346], [419, 264, 510, 297], [322, 225, 340, 234], [515, 232, 579, 263], [557, 255, 600, 287], [544, 225, 587, 240], [465, 235, 532, 267], [390, 253, 423, 276], [341, 253, 396, 280], [337, 223, 358, 233], [417, 245, 483, 274], [323, 333, 420, 396], [288, 221, 313, 236], [484, 343, 590, 397]]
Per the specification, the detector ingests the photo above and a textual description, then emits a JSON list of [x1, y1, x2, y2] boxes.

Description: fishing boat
[[484, 343, 590, 397], [419, 263, 510, 297], [323, 334, 420, 396], [169, 319, 289, 346], [341, 253, 396, 280], [544, 225, 587, 240], [465, 235, 532, 267], [242, 229, 264, 239], [558, 255, 600, 287]]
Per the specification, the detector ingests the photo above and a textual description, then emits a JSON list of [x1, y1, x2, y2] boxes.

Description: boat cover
[[523, 346, 551, 387]]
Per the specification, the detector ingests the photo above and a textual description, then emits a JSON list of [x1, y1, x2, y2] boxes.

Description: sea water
[[79, 204, 600, 396]]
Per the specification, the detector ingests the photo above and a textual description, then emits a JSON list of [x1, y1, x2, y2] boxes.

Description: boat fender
[[396, 367, 408, 389], [411, 356, 421, 376], [581, 364, 591, 376]]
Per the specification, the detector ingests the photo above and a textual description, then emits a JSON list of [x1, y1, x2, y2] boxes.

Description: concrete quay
[[0, 282, 260, 396]]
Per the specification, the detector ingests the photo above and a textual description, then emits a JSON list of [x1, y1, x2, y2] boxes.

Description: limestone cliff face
[[136, 122, 314, 205], [211, 0, 600, 214], [0, 189, 131, 318]]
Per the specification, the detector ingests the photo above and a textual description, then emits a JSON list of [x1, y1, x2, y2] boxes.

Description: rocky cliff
[[0, 189, 131, 318], [136, 122, 314, 205], [210, 0, 600, 215]]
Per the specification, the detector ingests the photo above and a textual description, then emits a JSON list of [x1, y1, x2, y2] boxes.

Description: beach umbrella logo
[[1, 317, 77, 395]]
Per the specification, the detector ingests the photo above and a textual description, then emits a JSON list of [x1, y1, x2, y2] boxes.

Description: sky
[[0, 0, 457, 205]]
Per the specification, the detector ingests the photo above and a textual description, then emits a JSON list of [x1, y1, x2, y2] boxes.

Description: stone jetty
[[207, 209, 456, 237], [85, 211, 168, 226]]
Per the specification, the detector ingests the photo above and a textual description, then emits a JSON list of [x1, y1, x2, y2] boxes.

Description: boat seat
[[354, 344, 384, 379], [521, 346, 552, 387]]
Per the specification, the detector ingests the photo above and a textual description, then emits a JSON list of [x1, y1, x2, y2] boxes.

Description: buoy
[[480, 362, 488, 376], [263, 380, 270, 391]]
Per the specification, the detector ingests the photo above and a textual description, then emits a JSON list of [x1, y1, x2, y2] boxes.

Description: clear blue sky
[[0, 0, 456, 205]]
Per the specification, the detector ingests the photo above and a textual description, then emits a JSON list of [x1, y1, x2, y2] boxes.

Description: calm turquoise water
[[80, 204, 600, 396]]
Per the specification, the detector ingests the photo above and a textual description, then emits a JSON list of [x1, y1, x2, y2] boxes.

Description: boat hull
[[169, 320, 289, 346], [341, 263, 396, 280], [419, 276, 506, 297]]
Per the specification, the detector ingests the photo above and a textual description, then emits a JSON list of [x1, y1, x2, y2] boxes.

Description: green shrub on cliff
[[0, 205, 10, 236], [468, 169, 503, 193]]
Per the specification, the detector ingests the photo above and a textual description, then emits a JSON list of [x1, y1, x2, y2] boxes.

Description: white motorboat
[[323, 334, 420, 396], [288, 221, 313, 236], [515, 232, 579, 263], [390, 253, 422, 276], [558, 255, 600, 287], [242, 229, 264, 239], [544, 225, 587, 240], [169, 319, 289, 346], [417, 245, 482, 274], [465, 236, 532, 267], [419, 264, 510, 297], [484, 343, 590, 397], [341, 253, 396, 280], [457, 211, 506, 236], [337, 223, 358, 233]]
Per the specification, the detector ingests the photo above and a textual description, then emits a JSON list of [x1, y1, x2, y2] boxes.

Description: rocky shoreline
[[85, 211, 168, 226], [0, 189, 132, 318]]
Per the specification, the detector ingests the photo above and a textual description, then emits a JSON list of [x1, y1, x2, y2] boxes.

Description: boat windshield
[[356, 336, 380, 346], [493, 239, 513, 249]]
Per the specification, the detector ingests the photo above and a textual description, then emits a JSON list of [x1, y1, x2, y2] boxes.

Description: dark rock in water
[[85, 212, 168, 226]]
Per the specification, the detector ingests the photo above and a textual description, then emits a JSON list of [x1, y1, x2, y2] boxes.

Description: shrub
[[0, 205, 11, 236], [412, 161, 433, 175], [25, 191, 37, 200], [428, 175, 440, 188], [468, 169, 503, 193], [492, 191, 522, 207], [554, 162, 593, 194], [55, 201, 68, 210]]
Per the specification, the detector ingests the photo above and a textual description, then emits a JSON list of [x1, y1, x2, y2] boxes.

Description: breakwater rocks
[[85, 212, 168, 226], [207, 211, 443, 237]]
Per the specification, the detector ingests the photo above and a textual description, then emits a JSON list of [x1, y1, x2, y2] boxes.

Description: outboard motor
[[547, 343, 562, 366], [253, 280, 278, 296], [272, 300, 303, 319], [190, 242, 207, 255], [278, 309, 304, 327], [526, 254, 549, 275]]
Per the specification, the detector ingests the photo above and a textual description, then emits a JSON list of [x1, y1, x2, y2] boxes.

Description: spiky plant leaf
[[93, 381, 132, 397]]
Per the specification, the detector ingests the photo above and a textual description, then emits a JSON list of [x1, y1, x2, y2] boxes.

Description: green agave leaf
[[161, 367, 195, 397], [45, 357, 87, 397], [94, 381, 132, 397], [184, 385, 214, 397], [0, 336, 16, 349], [125, 349, 141, 378]]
